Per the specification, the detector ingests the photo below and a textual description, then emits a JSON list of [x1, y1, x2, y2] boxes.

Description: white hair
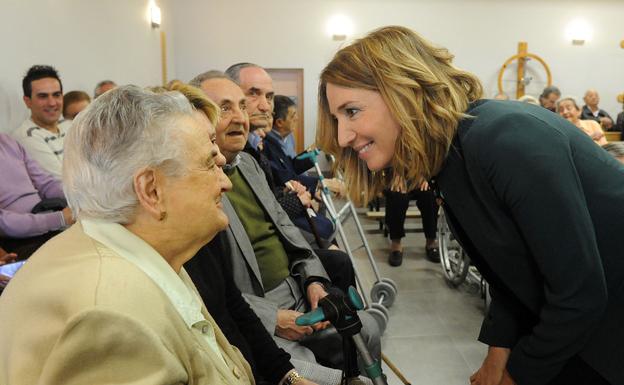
[[63, 85, 193, 223]]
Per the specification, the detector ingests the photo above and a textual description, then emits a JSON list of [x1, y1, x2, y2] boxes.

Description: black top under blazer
[[434, 100, 624, 385]]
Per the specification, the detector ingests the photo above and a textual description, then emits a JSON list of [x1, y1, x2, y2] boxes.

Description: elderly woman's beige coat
[[0, 223, 254, 385]]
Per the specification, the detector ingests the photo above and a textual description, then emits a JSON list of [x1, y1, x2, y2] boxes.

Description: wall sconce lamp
[[150, 3, 162, 28], [565, 19, 591, 46], [326, 14, 353, 41]]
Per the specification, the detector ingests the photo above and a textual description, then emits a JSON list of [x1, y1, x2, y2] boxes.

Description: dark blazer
[[263, 131, 317, 193], [185, 233, 294, 384], [581, 105, 613, 128], [220, 152, 330, 334], [434, 100, 624, 385]]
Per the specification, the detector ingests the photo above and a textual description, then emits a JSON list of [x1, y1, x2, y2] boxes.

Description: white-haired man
[[190, 71, 381, 381]]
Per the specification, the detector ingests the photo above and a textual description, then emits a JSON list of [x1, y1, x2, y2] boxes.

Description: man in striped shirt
[[12, 65, 71, 180]]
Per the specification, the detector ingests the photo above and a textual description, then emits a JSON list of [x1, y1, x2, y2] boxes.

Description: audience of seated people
[[557, 96, 608, 145], [186, 69, 382, 380], [581, 89, 614, 130], [2, 60, 623, 385], [62, 90, 91, 120], [12, 65, 71, 180]]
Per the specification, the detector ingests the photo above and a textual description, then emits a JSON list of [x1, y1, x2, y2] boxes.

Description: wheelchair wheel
[[437, 210, 470, 287]]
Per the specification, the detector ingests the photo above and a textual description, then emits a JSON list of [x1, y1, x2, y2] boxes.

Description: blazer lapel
[[221, 195, 264, 291]]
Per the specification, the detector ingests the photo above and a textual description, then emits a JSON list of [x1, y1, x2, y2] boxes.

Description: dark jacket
[[263, 131, 318, 193], [185, 233, 294, 384], [434, 100, 624, 385], [581, 105, 614, 129]]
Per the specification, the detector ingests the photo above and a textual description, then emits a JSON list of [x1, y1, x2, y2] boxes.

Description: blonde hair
[[163, 81, 220, 127], [316, 26, 483, 205]]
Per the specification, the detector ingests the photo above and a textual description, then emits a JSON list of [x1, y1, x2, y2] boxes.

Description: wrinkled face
[[24, 77, 63, 128], [200, 78, 249, 163], [584, 91, 599, 107], [238, 66, 274, 130], [326, 83, 400, 171], [163, 112, 232, 245], [557, 99, 581, 122], [279, 106, 298, 137], [64, 99, 90, 120], [540, 92, 560, 112]]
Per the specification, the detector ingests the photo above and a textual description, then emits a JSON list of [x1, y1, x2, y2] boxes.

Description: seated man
[[12, 65, 71, 179], [581, 89, 614, 130], [0, 86, 252, 384], [192, 71, 381, 374], [263, 95, 318, 193], [0, 133, 73, 258]]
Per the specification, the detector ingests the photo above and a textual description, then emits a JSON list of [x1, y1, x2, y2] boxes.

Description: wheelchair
[[437, 210, 491, 312]]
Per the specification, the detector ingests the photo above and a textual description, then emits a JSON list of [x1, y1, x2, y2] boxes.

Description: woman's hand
[[470, 346, 514, 385]]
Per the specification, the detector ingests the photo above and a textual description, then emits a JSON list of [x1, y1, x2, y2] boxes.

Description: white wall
[[171, 0, 624, 146], [0, 0, 176, 133]]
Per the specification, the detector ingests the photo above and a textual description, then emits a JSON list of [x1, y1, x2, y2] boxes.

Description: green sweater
[[225, 167, 290, 291]]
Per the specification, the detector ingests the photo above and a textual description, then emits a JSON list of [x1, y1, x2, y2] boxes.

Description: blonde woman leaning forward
[[0, 86, 254, 385], [557, 96, 608, 145], [317, 26, 623, 385]]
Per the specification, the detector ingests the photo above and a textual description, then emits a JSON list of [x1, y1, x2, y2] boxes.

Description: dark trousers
[[548, 355, 611, 384], [384, 188, 438, 240], [0, 231, 60, 260]]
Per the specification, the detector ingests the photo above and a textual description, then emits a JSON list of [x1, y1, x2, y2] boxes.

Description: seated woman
[[0, 133, 74, 258], [557, 97, 608, 145], [0, 86, 253, 385]]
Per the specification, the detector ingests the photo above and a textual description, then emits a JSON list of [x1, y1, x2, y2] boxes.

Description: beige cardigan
[[0, 223, 254, 385]]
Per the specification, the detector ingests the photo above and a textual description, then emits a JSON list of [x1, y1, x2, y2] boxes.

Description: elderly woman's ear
[[133, 167, 168, 221]]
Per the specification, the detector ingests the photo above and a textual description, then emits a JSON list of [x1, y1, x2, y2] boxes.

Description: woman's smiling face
[[325, 83, 401, 171]]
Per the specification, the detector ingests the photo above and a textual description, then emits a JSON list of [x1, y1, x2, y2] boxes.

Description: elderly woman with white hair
[[0, 86, 253, 385]]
